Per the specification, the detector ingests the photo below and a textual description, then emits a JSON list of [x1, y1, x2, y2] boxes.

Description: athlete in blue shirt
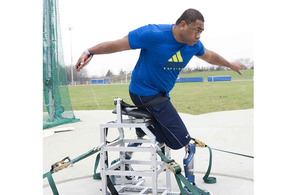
[[128, 23, 205, 98], [75, 9, 244, 149]]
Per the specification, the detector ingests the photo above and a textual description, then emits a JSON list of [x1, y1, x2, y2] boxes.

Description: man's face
[[180, 19, 204, 46]]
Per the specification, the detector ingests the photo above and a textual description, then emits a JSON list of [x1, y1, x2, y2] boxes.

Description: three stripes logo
[[164, 51, 185, 70], [168, 51, 183, 63]]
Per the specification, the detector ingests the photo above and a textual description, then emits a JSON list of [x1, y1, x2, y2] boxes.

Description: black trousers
[[130, 91, 191, 150]]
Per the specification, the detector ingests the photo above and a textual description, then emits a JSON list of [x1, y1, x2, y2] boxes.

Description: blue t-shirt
[[128, 24, 205, 97]]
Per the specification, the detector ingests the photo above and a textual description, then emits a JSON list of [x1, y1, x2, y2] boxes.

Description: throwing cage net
[[43, 0, 79, 129]]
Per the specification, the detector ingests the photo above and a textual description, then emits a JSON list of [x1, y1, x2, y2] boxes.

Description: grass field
[[69, 80, 253, 115], [170, 81, 253, 114]]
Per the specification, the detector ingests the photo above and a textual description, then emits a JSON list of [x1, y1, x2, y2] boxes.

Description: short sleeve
[[195, 40, 205, 56], [128, 25, 153, 49]]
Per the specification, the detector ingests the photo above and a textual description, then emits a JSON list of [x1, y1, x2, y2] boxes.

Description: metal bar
[[99, 126, 107, 194], [122, 138, 151, 144], [100, 122, 152, 129], [165, 146, 172, 192], [123, 160, 164, 166], [105, 170, 153, 177], [107, 160, 122, 171], [44, 0, 54, 120], [139, 187, 151, 194], [157, 164, 167, 175], [106, 139, 123, 147], [116, 98, 123, 123], [100, 150, 107, 194], [151, 145, 158, 194], [104, 146, 153, 152]]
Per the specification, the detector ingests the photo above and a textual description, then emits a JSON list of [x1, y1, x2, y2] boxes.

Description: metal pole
[[69, 27, 74, 85], [45, 0, 54, 120]]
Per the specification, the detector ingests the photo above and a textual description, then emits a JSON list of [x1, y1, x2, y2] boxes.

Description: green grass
[[69, 84, 133, 110], [170, 81, 253, 114], [69, 81, 253, 115]]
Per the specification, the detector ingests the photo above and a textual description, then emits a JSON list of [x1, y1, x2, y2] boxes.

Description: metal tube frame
[[99, 98, 180, 194]]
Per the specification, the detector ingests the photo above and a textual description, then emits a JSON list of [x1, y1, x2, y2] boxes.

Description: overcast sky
[[58, 0, 254, 76]]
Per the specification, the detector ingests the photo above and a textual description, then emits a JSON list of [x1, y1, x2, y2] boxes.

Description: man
[[75, 8, 244, 150]]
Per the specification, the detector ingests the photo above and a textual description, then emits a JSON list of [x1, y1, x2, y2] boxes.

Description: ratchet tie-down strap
[[156, 139, 216, 195], [43, 138, 216, 195], [43, 145, 103, 195], [191, 138, 217, 184]]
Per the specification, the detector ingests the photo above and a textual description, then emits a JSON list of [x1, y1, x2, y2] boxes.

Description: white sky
[[58, 0, 254, 76]]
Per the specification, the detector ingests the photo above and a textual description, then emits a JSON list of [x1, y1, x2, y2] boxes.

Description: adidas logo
[[164, 51, 185, 70], [168, 51, 183, 62]]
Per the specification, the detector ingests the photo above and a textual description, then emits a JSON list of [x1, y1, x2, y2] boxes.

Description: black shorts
[[129, 91, 191, 150]]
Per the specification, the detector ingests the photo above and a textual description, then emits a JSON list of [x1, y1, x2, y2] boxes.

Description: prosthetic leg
[[183, 143, 196, 185], [183, 140, 213, 195]]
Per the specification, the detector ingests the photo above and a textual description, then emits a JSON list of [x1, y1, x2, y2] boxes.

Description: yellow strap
[[164, 161, 181, 174], [192, 138, 206, 148], [51, 156, 73, 173]]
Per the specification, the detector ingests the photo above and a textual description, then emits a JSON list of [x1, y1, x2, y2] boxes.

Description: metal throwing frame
[[99, 98, 180, 194]]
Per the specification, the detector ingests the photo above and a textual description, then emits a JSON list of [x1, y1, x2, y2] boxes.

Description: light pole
[[68, 27, 74, 85], [125, 71, 128, 83]]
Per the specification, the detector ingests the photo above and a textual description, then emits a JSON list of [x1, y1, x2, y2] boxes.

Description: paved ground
[[43, 109, 253, 194]]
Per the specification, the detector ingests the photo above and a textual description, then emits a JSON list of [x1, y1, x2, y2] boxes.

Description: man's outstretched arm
[[75, 35, 131, 71], [197, 47, 244, 75]]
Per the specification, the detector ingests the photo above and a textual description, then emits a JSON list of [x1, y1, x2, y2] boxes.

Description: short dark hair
[[175, 8, 205, 25]]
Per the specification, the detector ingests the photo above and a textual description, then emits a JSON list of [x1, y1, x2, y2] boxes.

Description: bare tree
[[105, 69, 114, 77], [238, 58, 254, 69], [65, 65, 88, 84]]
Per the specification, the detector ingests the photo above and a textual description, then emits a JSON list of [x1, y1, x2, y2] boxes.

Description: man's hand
[[229, 60, 245, 75], [75, 52, 90, 72]]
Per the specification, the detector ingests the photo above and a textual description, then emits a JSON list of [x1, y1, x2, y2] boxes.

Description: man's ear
[[178, 20, 187, 30]]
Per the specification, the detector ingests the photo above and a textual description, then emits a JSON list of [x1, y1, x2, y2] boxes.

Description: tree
[[106, 69, 114, 77], [216, 66, 225, 71], [238, 58, 254, 69], [119, 69, 125, 75], [65, 64, 89, 84]]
